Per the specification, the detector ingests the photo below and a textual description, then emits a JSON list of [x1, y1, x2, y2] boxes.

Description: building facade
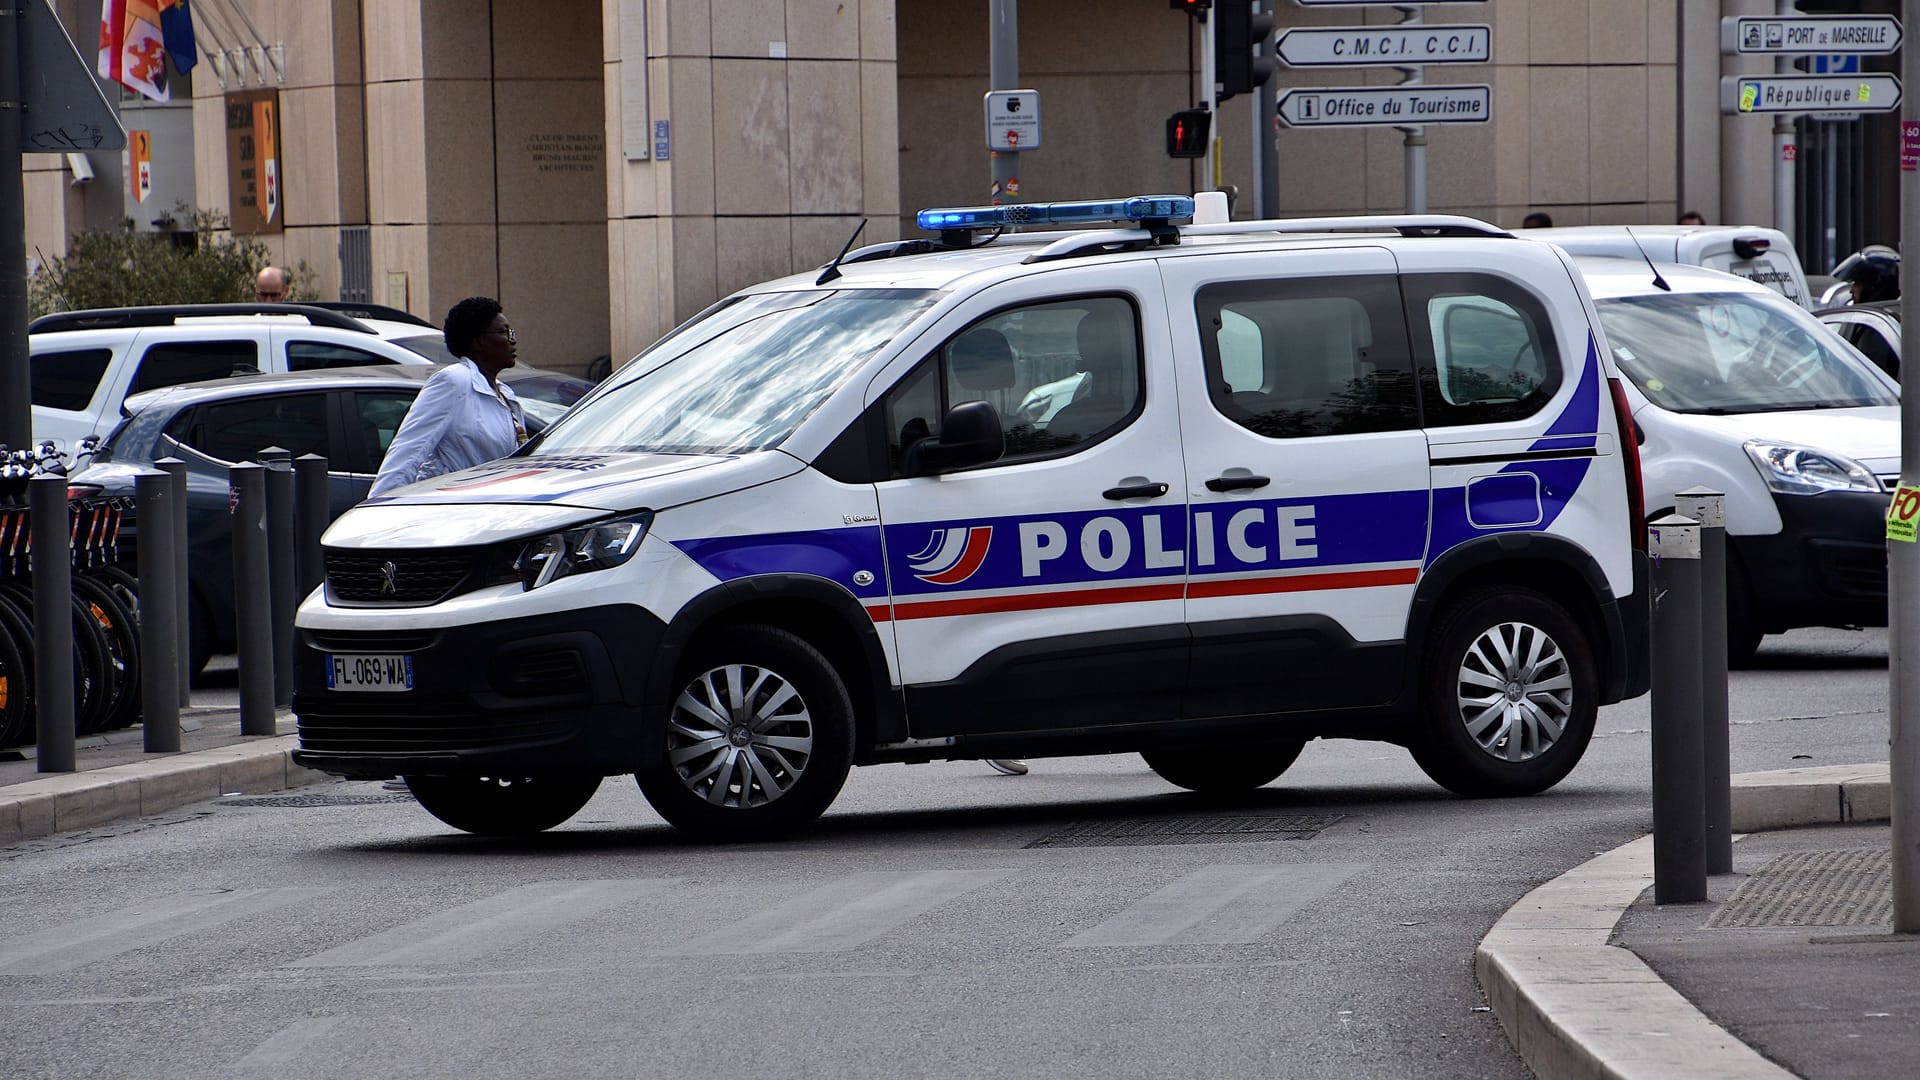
[[23, 1, 1897, 375]]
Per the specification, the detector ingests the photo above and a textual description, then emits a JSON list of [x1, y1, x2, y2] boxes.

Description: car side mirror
[[903, 400, 1005, 477]]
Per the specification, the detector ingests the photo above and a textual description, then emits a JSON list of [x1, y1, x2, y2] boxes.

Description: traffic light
[[1169, 0, 1211, 14], [1166, 108, 1210, 158], [1214, 0, 1276, 102]]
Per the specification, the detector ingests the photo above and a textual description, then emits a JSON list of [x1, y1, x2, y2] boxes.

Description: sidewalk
[[0, 715, 1907, 1079], [1478, 763, 1908, 1080], [0, 706, 324, 843]]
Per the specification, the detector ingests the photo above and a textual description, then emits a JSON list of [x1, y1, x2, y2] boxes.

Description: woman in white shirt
[[369, 296, 529, 498]]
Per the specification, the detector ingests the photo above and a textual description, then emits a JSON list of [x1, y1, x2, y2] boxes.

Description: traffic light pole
[[1255, 4, 1277, 219], [1398, 6, 1427, 214], [989, 0, 1020, 205], [1773, 0, 1796, 240], [1202, 11, 1218, 190], [2, 0, 30, 449]]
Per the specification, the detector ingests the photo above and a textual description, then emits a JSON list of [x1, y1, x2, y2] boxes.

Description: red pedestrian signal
[[1169, 0, 1212, 14], [1167, 109, 1210, 158]]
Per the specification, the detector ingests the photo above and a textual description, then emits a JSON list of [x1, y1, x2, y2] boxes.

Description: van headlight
[[1743, 441, 1881, 496], [515, 511, 653, 590]]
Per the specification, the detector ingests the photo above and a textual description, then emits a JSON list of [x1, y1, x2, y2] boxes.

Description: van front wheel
[[1410, 588, 1597, 798], [635, 625, 854, 840]]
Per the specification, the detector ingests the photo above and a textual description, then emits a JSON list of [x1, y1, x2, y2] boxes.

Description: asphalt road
[[2, 628, 1892, 1080]]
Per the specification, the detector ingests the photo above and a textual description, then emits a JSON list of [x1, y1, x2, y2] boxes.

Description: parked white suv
[[27, 304, 438, 446], [1577, 256, 1899, 662], [293, 196, 1654, 840]]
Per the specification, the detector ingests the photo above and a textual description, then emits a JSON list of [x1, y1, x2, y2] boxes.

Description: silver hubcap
[[667, 662, 814, 809], [1455, 620, 1573, 762]]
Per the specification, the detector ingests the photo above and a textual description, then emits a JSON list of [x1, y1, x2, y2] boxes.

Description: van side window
[[1404, 273, 1562, 427], [1194, 275, 1418, 437], [882, 295, 1144, 476]]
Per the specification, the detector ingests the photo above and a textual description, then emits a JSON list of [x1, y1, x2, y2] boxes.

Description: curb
[[1476, 764, 1892, 1080], [0, 712, 327, 845]]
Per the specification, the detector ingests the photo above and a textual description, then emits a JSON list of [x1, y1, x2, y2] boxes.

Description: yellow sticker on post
[[1889, 484, 1920, 543]]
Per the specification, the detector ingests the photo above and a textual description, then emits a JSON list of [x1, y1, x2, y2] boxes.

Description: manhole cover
[[1706, 849, 1891, 929], [218, 793, 416, 808], [1026, 813, 1341, 848]]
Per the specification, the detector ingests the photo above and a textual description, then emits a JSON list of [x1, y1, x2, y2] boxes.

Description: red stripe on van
[[1186, 567, 1419, 598], [886, 582, 1186, 621]]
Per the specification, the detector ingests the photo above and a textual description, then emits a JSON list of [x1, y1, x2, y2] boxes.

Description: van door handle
[[1205, 474, 1271, 492], [1103, 481, 1170, 500]]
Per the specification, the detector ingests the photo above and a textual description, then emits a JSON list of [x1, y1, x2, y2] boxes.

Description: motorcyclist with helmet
[[1833, 245, 1900, 304]]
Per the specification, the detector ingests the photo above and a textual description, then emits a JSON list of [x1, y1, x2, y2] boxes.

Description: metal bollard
[[1649, 513, 1708, 904], [1676, 488, 1732, 875], [259, 448, 295, 707], [135, 471, 180, 752], [294, 454, 328, 597], [230, 463, 276, 735], [30, 476, 76, 773], [155, 456, 191, 705]]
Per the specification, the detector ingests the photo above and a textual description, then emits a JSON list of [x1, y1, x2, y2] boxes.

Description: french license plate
[[326, 653, 414, 692]]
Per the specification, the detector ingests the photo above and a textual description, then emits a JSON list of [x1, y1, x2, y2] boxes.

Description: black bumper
[[1733, 490, 1889, 631], [291, 604, 665, 779]]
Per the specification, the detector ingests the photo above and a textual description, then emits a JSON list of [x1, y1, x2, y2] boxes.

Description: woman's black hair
[[444, 296, 502, 359]]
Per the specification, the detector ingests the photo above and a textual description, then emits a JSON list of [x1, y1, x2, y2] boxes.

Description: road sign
[[984, 89, 1041, 151], [16, 0, 126, 152], [1813, 55, 1861, 74], [1721, 16, 1901, 56], [1277, 84, 1490, 128], [1721, 74, 1902, 115], [1276, 25, 1490, 67]]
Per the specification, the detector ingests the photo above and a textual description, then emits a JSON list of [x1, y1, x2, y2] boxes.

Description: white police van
[[292, 195, 1653, 839]]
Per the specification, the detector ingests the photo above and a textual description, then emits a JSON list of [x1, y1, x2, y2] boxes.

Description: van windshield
[[530, 288, 941, 455], [1594, 291, 1897, 415]]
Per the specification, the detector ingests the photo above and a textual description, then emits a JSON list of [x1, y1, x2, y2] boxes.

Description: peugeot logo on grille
[[380, 560, 399, 596]]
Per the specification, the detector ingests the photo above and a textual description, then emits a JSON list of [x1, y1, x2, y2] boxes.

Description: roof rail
[[1181, 214, 1512, 239], [28, 303, 377, 335], [1019, 228, 1170, 265], [300, 301, 435, 327]]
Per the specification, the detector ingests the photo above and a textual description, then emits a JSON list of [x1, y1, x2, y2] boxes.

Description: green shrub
[[28, 205, 309, 317]]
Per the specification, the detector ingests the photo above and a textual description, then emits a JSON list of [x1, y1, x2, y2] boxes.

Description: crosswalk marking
[[0, 888, 332, 974], [1064, 863, 1363, 947], [289, 880, 661, 968], [230, 1018, 344, 1073], [663, 870, 1009, 955]]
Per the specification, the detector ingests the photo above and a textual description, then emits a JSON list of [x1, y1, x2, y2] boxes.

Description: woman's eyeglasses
[[483, 327, 517, 342]]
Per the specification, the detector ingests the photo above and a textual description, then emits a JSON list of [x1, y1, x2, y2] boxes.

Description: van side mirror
[[903, 400, 1005, 477]]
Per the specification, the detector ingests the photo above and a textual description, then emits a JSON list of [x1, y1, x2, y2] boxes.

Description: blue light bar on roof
[[916, 195, 1194, 233]]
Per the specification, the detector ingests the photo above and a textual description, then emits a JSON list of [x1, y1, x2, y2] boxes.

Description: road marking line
[[288, 880, 661, 968], [663, 870, 1009, 954], [0, 888, 331, 974], [230, 1017, 343, 1072], [1064, 864, 1363, 946]]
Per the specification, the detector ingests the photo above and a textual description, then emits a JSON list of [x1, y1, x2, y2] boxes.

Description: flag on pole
[[158, 0, 197, 74], [98, 0, 171, 102]]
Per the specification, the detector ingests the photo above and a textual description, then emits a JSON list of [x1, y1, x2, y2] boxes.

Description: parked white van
[[292, 196, 1654, 840], [1532, 226, 1813, 309], [1576, 256, 1899, 663]]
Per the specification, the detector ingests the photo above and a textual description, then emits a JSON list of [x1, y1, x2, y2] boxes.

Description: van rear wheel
[[634, 624, 854, 841], [1142, 740, 1304, 794], [1409, 587, 1597, 798], [405, 774, 602, 836]]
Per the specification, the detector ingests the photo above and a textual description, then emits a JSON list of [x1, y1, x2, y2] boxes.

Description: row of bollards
[[1648, 487, 1734, 904], [31, 448, 331, 772]]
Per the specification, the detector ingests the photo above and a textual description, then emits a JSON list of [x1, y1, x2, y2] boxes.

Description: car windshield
[[393, 334, 459, 364], [530, 288, 941, 455], [1595, 291, 1897, 414], [507, 373, 593, 426]]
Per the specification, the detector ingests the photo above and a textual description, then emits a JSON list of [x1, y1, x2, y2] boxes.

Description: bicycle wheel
[[0, 582, 111, 737], [74, 574, 142, 731], [0, 590, 33, 748]]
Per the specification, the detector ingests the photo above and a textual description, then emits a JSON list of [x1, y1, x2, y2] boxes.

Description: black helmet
[[1833, 245, 1900, 303]]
